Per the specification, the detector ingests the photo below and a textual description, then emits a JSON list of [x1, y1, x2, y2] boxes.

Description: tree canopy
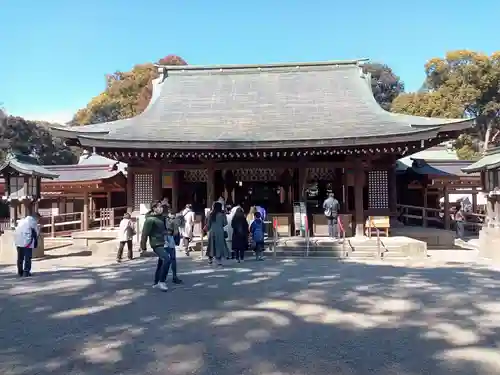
[[392, 50, 500, 159], [0, 115, 77, 165], [362, 63, 404, 111], [71, 55, 187, 126]]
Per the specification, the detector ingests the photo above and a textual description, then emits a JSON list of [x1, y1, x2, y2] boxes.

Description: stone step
[[269, 247, 409, 259]]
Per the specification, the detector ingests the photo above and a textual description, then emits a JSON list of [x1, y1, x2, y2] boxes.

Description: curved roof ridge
[[155, 59, 369, 71]]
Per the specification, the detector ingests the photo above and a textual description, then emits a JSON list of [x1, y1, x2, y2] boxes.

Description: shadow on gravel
[[1, 257, 500, 375]]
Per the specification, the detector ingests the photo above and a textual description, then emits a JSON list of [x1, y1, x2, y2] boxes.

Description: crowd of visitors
[[136, 197, 267, 292]]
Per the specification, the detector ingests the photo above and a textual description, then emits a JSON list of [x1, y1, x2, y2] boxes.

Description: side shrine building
[[51, 60, 473, 237]]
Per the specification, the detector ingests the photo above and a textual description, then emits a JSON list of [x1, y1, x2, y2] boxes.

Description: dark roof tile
[[51, 60, 473, 149]]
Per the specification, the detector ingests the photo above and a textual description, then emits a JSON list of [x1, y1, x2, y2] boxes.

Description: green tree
[[425, 50, 500, 151], [0, 115, 77, 165], [392, 50, 500, 159], [72, 55, 187, 126], [362, 63, 405, 111]]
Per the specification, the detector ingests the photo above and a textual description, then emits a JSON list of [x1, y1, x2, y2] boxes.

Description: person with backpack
[[323, 193, 340, 239], [163, 209, 183, 284], [250, 211, 265, 261], [179, 204, 195, 256], [140, 200, 170, 291]]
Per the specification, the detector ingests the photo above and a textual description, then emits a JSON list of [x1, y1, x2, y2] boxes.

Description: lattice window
[[184, 169, 208, 182], [368, 170, 389, 209], [134, 173, 153, 211], [234, 168, 278, 182], [307, 168, 335, 181]]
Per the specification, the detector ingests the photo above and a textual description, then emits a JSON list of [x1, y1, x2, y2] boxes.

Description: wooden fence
[[0, 206, 128, 237], [397, 204, 486, 233]]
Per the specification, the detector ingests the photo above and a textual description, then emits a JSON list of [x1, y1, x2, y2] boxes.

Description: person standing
[[140, 201, 170, 291], [455, 203, 466, 240], [116, 213, 136, 262], [250, 211, 265, 261], [14, 212, 41, 277], [231, 207, 249, 263], [323, 193, 340, 239], [206, 202, 229, 265], [179, 204, 195, 256], [225, 204, 235, 259], [217, 196, 226, 212], [163, 211, 183, 284]]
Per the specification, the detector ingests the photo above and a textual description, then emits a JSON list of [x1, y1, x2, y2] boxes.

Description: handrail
[[368, 217, 382, 258], [272, 217, 278, 258], [305, 215, 310, 257], [338, 216, 347, 256]]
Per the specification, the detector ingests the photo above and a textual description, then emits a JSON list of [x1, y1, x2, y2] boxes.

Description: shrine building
[[51, 60, 473, 237]]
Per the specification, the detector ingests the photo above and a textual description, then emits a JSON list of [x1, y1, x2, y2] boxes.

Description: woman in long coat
[[231, 207, 249, 263], [206, 201, 229, 265]]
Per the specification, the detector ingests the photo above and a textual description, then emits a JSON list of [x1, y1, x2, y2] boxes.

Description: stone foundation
[[478, 226, 500, 261], [0, 230, 45, 265]]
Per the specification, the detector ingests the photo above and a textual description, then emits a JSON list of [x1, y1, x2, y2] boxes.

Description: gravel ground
[[1, 251, 500, 375]]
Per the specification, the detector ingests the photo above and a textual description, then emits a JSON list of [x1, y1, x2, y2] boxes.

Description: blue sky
[[0, 0, 498, 124]]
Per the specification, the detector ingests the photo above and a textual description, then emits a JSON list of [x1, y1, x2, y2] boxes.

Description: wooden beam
[[354, 161, 365, 237], [82, 190, 89, 231], [443, 185, 450, 230], [206, 164, 215, 207]]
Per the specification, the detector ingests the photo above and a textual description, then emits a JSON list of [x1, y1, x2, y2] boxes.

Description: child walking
[[250, 211, 265, 261]]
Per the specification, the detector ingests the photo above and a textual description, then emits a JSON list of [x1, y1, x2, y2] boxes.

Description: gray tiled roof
[[411, 160, 480, 177], [462, 147, 500, 173], [51, 60, 473, 149], [42, 165, 123, 182], [0, 153, 59, 179], [78, 151, 127, 174]]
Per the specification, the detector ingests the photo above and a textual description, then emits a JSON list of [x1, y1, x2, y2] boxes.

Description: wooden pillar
[[206, 165, 215, 207], [354, 162, 365, 237], [298, 164, 308, 200], [443, 185, 450, 230], [152, 164, 162, 201], [171, 171, 179, 212], [423, 187, 428, 227], [106, 191, 112, 208], [9, 202, 18, 228], [495, 200, 500, 227], [472, 188, 478, 213], [126, 169, 134, 213], [82, 190, 89, 231]]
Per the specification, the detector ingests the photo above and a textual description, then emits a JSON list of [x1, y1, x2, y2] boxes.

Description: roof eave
[[74, 126, 454, 150], [462, 161, 500, 174], [49, 126, 109, 140], [0, 161, 59, 179]]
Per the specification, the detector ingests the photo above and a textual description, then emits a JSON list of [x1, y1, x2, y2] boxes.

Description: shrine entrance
[[179, 169, 207, 213], [222, 168, 294, 214]]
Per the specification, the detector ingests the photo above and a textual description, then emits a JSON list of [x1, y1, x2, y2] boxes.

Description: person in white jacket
[[180, 204, 195, 255], [14, 212, 41, 277], [116, 213, 136, 262]]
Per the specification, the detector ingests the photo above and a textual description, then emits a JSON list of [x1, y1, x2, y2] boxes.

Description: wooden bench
[[365, 216, 390, 237]]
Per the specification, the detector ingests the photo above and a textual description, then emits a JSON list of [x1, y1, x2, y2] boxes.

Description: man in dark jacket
[[323, 193, 340, 239], [140, 200, 170, 291]]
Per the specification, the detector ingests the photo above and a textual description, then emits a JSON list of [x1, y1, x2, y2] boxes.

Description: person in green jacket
[[140, 200, 170, 291]]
